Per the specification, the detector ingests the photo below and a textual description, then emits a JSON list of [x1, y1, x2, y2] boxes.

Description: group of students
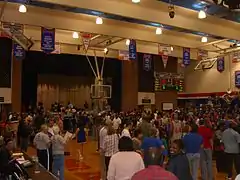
[[97, 110, 240, 180]]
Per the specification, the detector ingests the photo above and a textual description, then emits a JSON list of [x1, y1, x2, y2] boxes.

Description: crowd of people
[[1, 101, 240, 180], [98, 107, 240, 180]]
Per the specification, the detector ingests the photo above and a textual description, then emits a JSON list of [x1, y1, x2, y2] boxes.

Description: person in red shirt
[[198, 119, 213, 180], [131, 149, 178, 180]]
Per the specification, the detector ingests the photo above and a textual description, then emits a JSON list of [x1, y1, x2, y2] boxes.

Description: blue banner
[[143, 54, 152, 71], [183, 47, 190, 66], [217, 57, 225, 72], [13, 43, 25, 60], [235, 71, 240, 88], [41, 27, 55, 53], [129, 39, 137, 60]]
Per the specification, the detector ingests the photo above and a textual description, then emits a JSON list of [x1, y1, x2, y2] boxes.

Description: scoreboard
[[154, 72, 184, 92]]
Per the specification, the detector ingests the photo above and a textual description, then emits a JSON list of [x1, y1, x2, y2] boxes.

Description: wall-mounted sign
[[118, 50, 129, 60], [183, 47, 190, 66], [143, 54, 152, 71], [217, 56, 225, 72], [41, 27, 55, 53], [235, 71, 240, 88], [129, 39, 137, 60], [138, 92, 155, 105]]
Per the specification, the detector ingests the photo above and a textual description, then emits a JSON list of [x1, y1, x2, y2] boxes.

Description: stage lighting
[[132, 0, 140, 3], [156, 27, 162, 35], [96, 17, 103, 25], [104, 48, 109, 54], [126, 39, 130, 46], [201, 36, 208, 43], [72, 32, 79, 39], [19, 4, 27, 13], [198, 10, 206, 19]]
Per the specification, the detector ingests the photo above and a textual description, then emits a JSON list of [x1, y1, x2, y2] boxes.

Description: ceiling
[[159, 0, 240, 23], [1, 0, 240, 59]]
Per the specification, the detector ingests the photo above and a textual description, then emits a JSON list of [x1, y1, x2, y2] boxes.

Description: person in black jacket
[[167, 139, 193, 180], [18, 116, 32, 152]]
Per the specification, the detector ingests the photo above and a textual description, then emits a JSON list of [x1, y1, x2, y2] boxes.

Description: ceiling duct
[[194, 57, 218, 71]]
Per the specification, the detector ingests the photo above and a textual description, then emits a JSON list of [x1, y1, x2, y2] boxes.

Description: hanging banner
[[232, 52, 240, 63], [235, 71, 240, 88], [129, 39, 137, 60], [158, 44, 171, 69], [217, 56, 225, 72], [13, 42, 25, 60], [118, 50, 129, 60], [81, 33, 91, 52], [41, 27, 55, 53], [183, 47, 190, 66], [143, 54, 152, 71], [197, 49, 208, 60]]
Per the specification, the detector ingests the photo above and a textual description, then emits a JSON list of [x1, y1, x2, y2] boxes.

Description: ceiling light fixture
[[156, 27, 162, 35], [19, 4, 27, 13], [132, 0, 140, 3], [104, 48, 108, 54], [126, 39, 130, 46], [201, 36, 208, 43], [72, 32, 79, 39], [198, 10, 206, 19], [96, 17, 103, 25]]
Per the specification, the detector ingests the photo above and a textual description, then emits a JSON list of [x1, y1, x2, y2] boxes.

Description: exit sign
[[0, 97, 4, 102]]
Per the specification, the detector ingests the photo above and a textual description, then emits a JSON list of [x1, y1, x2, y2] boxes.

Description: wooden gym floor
[[28, 140, 229, 180]]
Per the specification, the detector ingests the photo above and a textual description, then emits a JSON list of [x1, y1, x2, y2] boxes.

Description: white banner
[[81, 33, 91, 52], [232, 52, 240, 63], [118, 50, 129, 60], [158, 44, 171, 55], [162, 55, 168, 69], [158, 44, 171, 69]]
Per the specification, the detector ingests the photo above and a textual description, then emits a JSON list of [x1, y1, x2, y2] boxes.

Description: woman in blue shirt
[[183, 124, 203, 180], [141, 128, 165, 167]]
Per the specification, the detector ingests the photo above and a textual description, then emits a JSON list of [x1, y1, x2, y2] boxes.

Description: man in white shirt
[[236, 174, 240, 180], [112, 114, 121, 131], [99, 120, 110, 180], [121, 121, 132, 138]]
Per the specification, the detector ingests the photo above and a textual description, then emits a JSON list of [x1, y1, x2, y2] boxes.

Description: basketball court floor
[[28, 139, 228, 180]]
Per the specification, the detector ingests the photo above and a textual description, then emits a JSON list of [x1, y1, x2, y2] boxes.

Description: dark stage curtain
[[0, 37, 12, 88], [22, 51, 122, 111], [138, 53, 154, 92]]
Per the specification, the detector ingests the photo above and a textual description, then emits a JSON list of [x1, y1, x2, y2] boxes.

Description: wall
[[183, 55, 240, 94], [122, 60, 138, 111]]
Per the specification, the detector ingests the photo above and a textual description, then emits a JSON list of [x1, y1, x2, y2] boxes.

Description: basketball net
[[81, 33, 92, 52]]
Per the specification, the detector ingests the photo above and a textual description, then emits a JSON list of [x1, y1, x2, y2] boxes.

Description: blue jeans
[[200, 149, 213, 180], [186, 153, 200, 180], [53, 154, 64, 180]]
